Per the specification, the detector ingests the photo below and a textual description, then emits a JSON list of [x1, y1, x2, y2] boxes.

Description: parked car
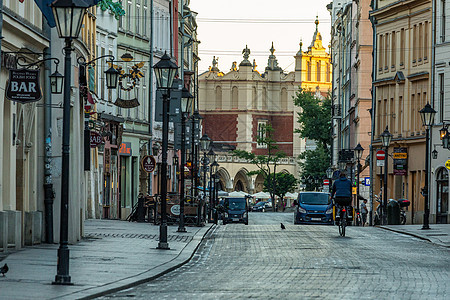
[[294, 192, 333, 225], [252, 201, 270, 212]]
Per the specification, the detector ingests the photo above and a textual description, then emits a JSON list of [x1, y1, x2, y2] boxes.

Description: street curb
[[378, 226, 449, 248], [57, 224, 216, 300]]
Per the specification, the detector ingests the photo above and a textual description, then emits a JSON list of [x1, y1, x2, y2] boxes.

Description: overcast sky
[[190, 0, 332, 74]]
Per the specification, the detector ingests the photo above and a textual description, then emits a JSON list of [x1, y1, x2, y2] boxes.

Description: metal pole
[[177, 113, 187, 232], [357, 160, 360, 224], [54, 38, 73, 285], [202, 152, 207, 221], [209, 162, 213, 222], [423, 128, 431, 229], [157, 90, 170, 249], [383, 146, 388, 225]]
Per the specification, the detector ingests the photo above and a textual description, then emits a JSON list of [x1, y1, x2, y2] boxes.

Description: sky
[[190, 0, 333, 74]]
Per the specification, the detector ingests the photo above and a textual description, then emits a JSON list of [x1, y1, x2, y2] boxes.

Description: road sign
[[377, 159, 385, 167], [170, 204, 180, 215], [141, 155, 156, 173], [376, 150, 386, 160], [323, 179, 330, 185], [364, 177, 371, 186], [352, 187, 356, 195], [446, 160, 450, 170]]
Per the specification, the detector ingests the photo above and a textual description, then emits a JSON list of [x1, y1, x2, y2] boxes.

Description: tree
[[263, 173, 298, 209], [232, 124, 287, 208], [293, 88, 332, 189]]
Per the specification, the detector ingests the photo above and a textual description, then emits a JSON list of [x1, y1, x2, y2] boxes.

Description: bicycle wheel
[[339, 210, 346, 237]]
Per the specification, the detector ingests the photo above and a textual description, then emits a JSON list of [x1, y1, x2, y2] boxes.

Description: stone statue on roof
[[239, 45, 252, 66], [211, 56, 220, 72], [231, 61, 237, 71]]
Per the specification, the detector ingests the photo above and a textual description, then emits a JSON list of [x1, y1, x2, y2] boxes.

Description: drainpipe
[[369, 13, 377, 226]]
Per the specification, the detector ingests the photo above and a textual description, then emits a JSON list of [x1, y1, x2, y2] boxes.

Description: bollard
[[137, 196, 145, 222]]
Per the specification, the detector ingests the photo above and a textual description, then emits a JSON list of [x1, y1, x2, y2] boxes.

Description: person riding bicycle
[[331, 172, 352, 221]]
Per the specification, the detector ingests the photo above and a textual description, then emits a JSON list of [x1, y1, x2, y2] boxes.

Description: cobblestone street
[[103, 213, 450, 300]]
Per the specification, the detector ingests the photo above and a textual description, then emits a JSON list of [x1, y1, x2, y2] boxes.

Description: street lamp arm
[[77, 54, 116, 67], [17, 56, 60, 69]]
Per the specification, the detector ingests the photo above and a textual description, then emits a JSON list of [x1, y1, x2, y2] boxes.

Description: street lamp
[[338, 160, 347, 171], [49, 66, 64, 94], [326, 167, 333, 194], [380, 126, 392, 225], [153, 52, 178, 249], [200, 134, 211, 223], [354, 143, 364, 218], [419, 103, 436, 230], [51, 0, 90, 285], [177, 87, 193, 233]]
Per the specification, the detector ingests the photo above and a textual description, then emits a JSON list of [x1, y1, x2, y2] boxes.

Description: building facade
[[370, 0, 432, 224], [198, 22, 331, 195]]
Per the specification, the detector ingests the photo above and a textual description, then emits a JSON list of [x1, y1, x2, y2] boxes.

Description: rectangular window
[[108, 50, 113, 102], [379, 34, 383, 72], [419, 23, 423, 62], [424, 22, 428, 61], [398, 96, 403, 134], [390, 98, 394, 132], [442, 0, 446, 42], [413, 25, 417, 63], [385, 34, 389, 70], [307, 61, 311, 81], [136, 0, 141, 34], [316, 61, 321, 81], [127, 1, 132, 31], [440, 73, 445, 122], [391, 31, 396, 69], [256, 121, 268, 149], [143, 0, 148, 37], [119, 0, 123, 28], [411, 94, 415, 134], [400, 29, 405, 66], [101, 47, 105, 100]]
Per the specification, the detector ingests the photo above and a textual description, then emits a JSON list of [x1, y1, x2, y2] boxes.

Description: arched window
[[281, 88, 288, 111], [231, 86, 238, 109], [215, 86, 222, 109], [307, 61, 311, 81], [436, 168, 449, 223]]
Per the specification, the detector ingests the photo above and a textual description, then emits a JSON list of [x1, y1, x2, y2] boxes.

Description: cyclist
[[331, 172, 352, 223]]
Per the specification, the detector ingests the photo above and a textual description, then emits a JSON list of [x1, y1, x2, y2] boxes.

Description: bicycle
[[336, 205, 348, 236]]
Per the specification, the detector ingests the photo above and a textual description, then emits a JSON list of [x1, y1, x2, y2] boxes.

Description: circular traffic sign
[[141, 155, 156, 173], [323, 179, 330, 185], [170, 204, 180, 215], [446, 160, 450, 170], [376, 150, 386, 160]]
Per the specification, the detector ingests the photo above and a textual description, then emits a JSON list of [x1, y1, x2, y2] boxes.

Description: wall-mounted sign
[[445, 160, 450, 170], [90, 131, 103, 148], [141, 155, 156, 173], [110, 61, 144, 108], [393, 147, 408, 176], [119, 142, 132, 156], [5, 69, 42, 103]]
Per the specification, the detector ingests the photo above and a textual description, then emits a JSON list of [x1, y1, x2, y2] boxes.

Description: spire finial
[[270, 42, 275, 55], [315, 15, 319, 30]]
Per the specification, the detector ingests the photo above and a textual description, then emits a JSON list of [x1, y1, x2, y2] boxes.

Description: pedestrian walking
[[360, 198, 368, 226]]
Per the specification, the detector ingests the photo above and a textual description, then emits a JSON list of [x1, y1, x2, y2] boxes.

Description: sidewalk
[[0, 219, 213, 300], [380, 224, 450, 248]]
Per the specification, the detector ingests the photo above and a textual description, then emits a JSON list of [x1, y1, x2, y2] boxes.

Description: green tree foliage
[[232, 124, 287, 208], [293, 88, 332, 151], [97, 0, 125, 20], [263, 172, 298, 200], [293, 88, 332, 189]]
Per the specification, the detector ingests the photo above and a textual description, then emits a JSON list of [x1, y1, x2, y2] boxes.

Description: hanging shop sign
[[110, 61, 144, 108], [141, 155, 156, 173], [90, 131, 103, 148], [5, 69, 42, 103], [119, 142, 132, 156], [393, 147, 408, 176]]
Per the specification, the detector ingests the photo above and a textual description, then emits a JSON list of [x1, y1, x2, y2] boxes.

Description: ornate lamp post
[[380, 126, 392, 225], [354, 143, 364, 214], [177, 87, 193, 232], [419, 103, 436, 229], [50, 0, 91, 285], [207, 149, 216, 221], [326, 167, 333, 193], [153, 52, 178, 249], [200, 134, 211, 223]]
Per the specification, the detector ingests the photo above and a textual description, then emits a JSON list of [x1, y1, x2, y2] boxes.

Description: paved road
[[102, 212, 450, 300]]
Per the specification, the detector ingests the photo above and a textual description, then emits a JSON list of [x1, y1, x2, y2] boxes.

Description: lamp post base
[[53, 275, 73, 285], [421, 225, 430, 230], [177, 227, 187, 233], [157, 242, 170, 250]]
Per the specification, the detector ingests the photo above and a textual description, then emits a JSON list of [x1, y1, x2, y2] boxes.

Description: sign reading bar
[[6, 69, 42, 103], [90, 131, 103, 148], [141, 155, 156, 173]]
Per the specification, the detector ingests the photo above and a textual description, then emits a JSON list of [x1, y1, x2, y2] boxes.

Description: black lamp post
[[354, 143, 364, 214], [178, 87, 193, 233], [207, 149, 215, 221], [419, 103, 436, 230], [51, 0, 90, 285], [380, 126, 392, 225], [200, 134, 211, 223], [326, 167, 333, 193], [211, 161, 220, 223], [153, 52, 178, 249]]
